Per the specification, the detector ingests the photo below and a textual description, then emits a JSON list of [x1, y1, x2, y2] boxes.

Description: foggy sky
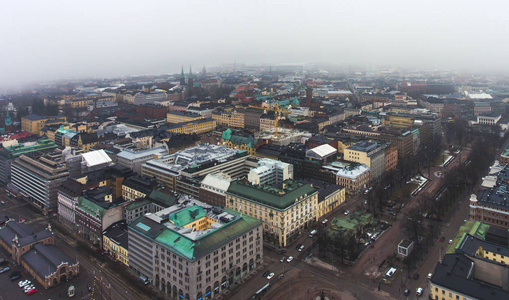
[[1, 0, 508, 87]]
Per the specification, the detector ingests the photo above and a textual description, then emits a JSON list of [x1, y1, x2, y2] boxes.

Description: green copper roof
[[0, 139, 58, 159], [130, 207, 263, 261], [188, 66, 193, 79], [180, 65, 185, 79], [77, 196, 107, 218], [169, 205, 206, 227], [227, 180, 317, 210]]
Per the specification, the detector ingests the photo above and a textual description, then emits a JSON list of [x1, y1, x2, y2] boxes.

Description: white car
[[287, 256, 294, 262], [344, 210, 350, 215], [24, 285, 35, 293], [427, 272, 433, 279], [18, 280, 30, 288], [322, 219, 328, 224], [298, 245, 304, 252], [266, 272, 274, 280], [416, 287, 423, 296]]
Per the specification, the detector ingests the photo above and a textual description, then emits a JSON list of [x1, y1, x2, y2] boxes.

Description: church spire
[[180, 65, 185, 79], [188, 66, 193, 79]]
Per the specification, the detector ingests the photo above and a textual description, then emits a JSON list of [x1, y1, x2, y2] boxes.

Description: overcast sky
[[1, 0, 508, 87]]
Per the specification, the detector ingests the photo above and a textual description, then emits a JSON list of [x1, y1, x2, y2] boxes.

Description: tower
[[305, 87, 313, 107], [188, 66, 194, 96], [180, 65, 186, 86], [202, 65, 206, 77]]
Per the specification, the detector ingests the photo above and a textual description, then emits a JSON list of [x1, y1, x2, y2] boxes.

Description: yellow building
[[103, 223, 129, 266], [166, 111, 204, 124], [225, 180, 319, 247], [221, 128, 258, 155], [69, 98, 94, 108], [212, 109, 245, 128], [382, 115, 414, 128], [344, 141, 385, 180], [22, 114, 67, 135], [165, 118, 217, 135], [314, 183, 346, 217]]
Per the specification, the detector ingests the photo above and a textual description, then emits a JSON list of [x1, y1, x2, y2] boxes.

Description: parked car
[[295, 244, 302, 250], [344, 210, 350, 215], [278, 249, 287, 254], [27, 288, 38, 295], [440, 237, 445, 242], [416, 287, 423, 296], [322, 219, 328, 224], [287, 256, 294, 262], [0, 266, 11, 273], [277, 273, 284, 280], [24, 285, 35, 293], [280, 257, 286, 263], [309, 230, 317, 237], [298, 245, 305, 252], [404, 289, 410, 296], [266, 273, 274, 280], [427, 272, 433, 279], [10, 274, 21, 281], [18, 280, 30, 288], [449, 239, 453, 244], [262, 270, 270, 277]]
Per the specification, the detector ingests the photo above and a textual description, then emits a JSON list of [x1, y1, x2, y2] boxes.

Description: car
[[287, 256, 293, 262], [322, 219, 328, 224], [1, 201, 5, 205], [18, 280, 30, 287], [277, 273, 284, 280], [404, 289, 410, 296], [10, 274, 21, 281], [0, 266, 11, 273], [295, 244, 302, 250], [262, 270, 270, 278], [449, 239, 453, 244], [344, 210, 350, 215], [298, 245, 304, 252], [280, 257, 286, 263], [278, 249, 287, 254], [27, 288, 38, 295], [413, 273, 419, 280], [266, 272, 274, 280], [24, 285, 35, 293], [416, 287, 423, 296], [427, 272, 433, 279], [440, 237, 445, 242]]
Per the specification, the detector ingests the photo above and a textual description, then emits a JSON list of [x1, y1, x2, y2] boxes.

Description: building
[[167, 111, 204, 124], [226, 180, 318, 247], [164, 118, 217, 135], [136, 104, 167, 119], [21, 114, 67, 135], [243, 108, 263, 130], [199, 173, 232, 208], [247, 158, 293, 186], [305, 179, 346, 218], [323, 161, 370, 195], [470, 187, 509, 229], [344, 141, 385, 180], [117, 146, 168, 174], [500, 148, 509, 166], [122, 174, 158, 201], [221, 128, 258, 156], [306, 144, 337, 164], [397, 239, 414, 257], [212, 108, 245, 129], [103, 221, 129, 266], [141, 144, 253, 193], [128, 201, 263, 299], [0, 222, 79, 289], [75, 186, 126, 246], [11, 150, 69, 211], [57, 178, 84, 230], [0, 138, 58, 184], [123, 189, 178, 224]]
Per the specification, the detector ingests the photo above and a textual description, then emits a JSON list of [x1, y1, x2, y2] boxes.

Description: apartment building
[[344, 141, 385, 180], [128, 201, 263, 300], [122, 174, 157, 201], [247, 158, 293, 186], [165, 118, 217, 135], [103, 221, 129, 266], [167, 111, 204, 124], [470, 187, 509, 229], [212, 109, 245, 129], [226, 180, 318, 247], [11, 150, 69, 211], [199, 173, 232, 208], [323, 161, 370, 195], [21, 114, 67, 135]]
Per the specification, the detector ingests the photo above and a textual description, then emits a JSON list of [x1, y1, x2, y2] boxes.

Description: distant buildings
[[128, 200, 263, 299], [21, 114, 67, 135]]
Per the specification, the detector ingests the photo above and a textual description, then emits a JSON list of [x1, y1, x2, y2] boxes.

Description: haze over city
[[2, 0, 509, 87]]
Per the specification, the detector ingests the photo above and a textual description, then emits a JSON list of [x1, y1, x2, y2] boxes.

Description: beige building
[[226, 180, 319, 247], [166, 111, 204, 124]]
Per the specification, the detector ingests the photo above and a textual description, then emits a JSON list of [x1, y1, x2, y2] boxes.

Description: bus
[[252, 283, 270, 299]]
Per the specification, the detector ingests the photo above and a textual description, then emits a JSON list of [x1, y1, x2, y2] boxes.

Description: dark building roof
[[123, 174, 158, 196], [302, 179, 344, 203], [256, 144, 285, 158], [21, 243, 76, 279], [0, 222, 54, 248], [103, 221, 129, 250], [431, 253, 509, 300], [58, 178, 83, 198]]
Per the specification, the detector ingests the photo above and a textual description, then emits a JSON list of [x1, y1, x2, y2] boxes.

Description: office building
[[226, 179, 318, 247], [167, 111, 204, 124], [199, 173, 232, 208], [323, 161, 370, 195], [128, 200, 263, 299], [247, 158, 293, 186], [0, 138, 58, 184], [117, 146, 168, 174], [164, 118, 217, 135], [11, 150, 69, 211], [344, 141, 385, 180]]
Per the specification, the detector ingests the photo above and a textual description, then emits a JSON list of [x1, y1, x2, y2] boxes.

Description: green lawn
[[391, 183, 419, 199]]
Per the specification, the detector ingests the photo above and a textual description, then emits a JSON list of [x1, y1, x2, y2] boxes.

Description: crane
[[249, 102, 293, 135]]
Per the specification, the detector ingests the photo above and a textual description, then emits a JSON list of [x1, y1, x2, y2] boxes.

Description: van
[[139, 275, 150, 285], [309, 230, 317, 237]]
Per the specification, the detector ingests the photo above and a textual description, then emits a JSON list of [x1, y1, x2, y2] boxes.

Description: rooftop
[[227, 179, 317, 210]]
